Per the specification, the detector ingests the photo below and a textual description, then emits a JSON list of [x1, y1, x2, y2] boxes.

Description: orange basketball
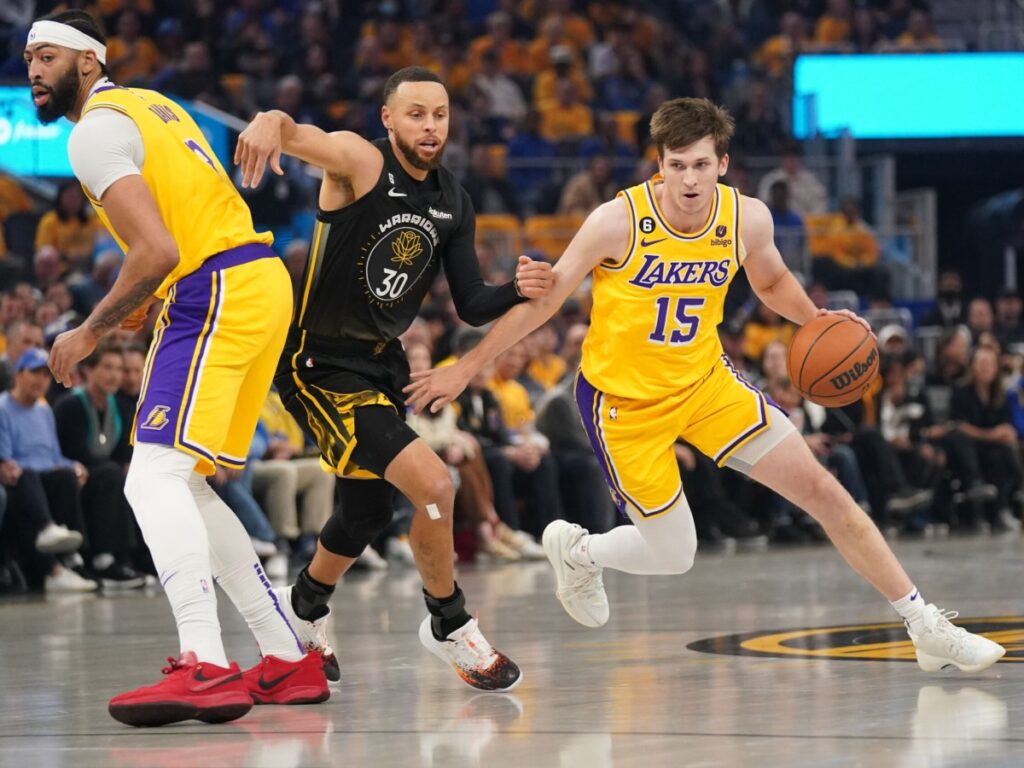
[[786, 315, 879, 407]]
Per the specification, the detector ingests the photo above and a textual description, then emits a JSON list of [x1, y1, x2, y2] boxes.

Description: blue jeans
[[214, 465, 277, 543]]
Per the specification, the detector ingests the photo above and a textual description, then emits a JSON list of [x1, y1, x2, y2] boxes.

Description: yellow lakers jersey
[[581, 179, 743, 399], [80, 87, 272, 298]]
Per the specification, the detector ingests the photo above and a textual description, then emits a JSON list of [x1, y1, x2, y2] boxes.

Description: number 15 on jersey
[[649, 296, 705, 345]]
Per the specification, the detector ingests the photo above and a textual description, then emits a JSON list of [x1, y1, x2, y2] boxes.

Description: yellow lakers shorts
[[575, 357, 773, 519], [134, 244, 292, 475]]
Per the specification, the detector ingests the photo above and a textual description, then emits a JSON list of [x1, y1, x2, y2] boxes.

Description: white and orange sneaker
[[418, 617, 522, 692]]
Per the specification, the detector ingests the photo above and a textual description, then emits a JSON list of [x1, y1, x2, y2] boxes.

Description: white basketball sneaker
[[907, 604, 1006, 673], [418, 616, 522, 691], [275, 586, 340, 683], [542, 520, 609, 628]]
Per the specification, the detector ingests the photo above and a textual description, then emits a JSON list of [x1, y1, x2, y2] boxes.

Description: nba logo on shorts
[[716, 225, 727, 237], [141, 405, 171, 430]]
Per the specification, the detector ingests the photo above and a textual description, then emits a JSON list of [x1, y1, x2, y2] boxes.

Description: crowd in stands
[[3, 1, 1019, 596]]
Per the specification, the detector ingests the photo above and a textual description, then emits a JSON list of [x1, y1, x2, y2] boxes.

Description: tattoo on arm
[[87, 276, 162, 336]]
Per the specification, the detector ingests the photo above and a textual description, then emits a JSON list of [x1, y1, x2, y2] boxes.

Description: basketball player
[[234, 67, 552, 690], [25, 11, 328, 727], [404, 98, 1005, 674]]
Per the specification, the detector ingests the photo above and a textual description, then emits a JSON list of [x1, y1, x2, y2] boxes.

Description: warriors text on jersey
[[581, 180, 744, 399], [78, 85, 272, 298], [293, 138, 475, 344]]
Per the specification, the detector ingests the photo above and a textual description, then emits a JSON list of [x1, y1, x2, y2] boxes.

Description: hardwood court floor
[[1, 534, 1022, 768]]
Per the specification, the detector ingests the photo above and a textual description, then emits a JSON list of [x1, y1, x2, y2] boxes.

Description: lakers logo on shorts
[[141, 405, 172, 431], [688, 617, 1024, 663]]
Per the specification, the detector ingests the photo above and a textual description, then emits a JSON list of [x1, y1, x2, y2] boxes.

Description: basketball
[[787, 315, 879, 407]]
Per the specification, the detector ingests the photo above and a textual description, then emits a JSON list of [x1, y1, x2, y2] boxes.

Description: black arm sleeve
[[442, 190, 524, 327], [53, 395, 90, 464]]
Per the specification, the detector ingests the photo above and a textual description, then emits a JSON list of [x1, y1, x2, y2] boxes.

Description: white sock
[[160, 553, 227, 666], [890, 586, 926, 632], [125, 443, 227, 667], [582, 496, 699, 576], [92, 553, 114, 572], [189, 473, 305, 661]]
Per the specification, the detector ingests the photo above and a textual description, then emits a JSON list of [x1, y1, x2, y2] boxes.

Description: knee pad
[[319, 479, 396, 557]]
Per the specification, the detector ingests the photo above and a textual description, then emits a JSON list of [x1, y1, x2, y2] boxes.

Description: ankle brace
[[293, 566, 334, 621], [423, 583, 471, 640]]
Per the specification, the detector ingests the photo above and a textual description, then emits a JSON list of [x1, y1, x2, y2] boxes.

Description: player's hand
[[120, 296, 157, 331], [49, 324, 100, 388], [235, 112, 285, 189], [404, 363, 472, 415], [814, 307, 876, 340], [514, 255, 554, 299]]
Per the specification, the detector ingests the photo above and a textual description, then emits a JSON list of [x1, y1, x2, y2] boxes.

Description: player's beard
[[393, 130, 446, 171], [35, 64, 81, 124]]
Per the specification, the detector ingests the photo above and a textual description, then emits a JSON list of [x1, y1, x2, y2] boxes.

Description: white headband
[[27, 20, 107, 65]]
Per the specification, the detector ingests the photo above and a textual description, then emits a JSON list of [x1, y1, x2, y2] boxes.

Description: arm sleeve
[[442, 190, 524, 327], [67, 108, 146, 199]]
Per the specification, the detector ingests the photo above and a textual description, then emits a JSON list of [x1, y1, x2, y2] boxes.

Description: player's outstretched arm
[[403, 197, 629, 414], [49, 176, 178, 385], [742, 196, 871, 333], [234, 110, 378, 188]]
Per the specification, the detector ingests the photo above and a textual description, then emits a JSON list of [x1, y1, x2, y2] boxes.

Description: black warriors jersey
[[292, 138, 473, 343]]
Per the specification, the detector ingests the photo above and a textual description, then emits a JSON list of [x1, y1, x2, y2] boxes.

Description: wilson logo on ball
[[828, 347, 878, 391]]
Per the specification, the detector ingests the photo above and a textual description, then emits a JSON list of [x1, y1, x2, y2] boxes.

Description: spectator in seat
[[105, 9, 161, 84], [950, 346, 1024, 531], [505, 110, 556, 210], [533, 43, 593, 108], [892, 9, 945, 52], [54, 344, 145, 588], [994, 288, 1024, 351], [579, 113, 636, 186], [34, 182, 103, 274], [730, 79, 786, 156], [406, 342, 542, 561], [813, 197, 889, 301], [558, 155, 616, 218], [765, 180, 805, 269], [753, 10, 809, 80], [0, 320, 43, 392], [249, 388, 334, 548], [0, 348, 97, 591], [757, 143, 827, 218], [816, 0, 853, 44], [457, 357, 562, 539], [468, 11, 525, 76], [920, 270, 966, 328], [462, 144, 523, 217], [473, 49, 528, 124], [966, 297, 995, 344], [538, 78, 594, 144]]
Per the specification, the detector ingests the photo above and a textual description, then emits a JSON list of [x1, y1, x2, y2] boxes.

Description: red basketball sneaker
[[243, 652, 330, 705], [108, 652, 253, 727]]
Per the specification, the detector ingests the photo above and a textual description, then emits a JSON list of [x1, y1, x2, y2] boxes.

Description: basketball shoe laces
[[160, 655, 193, 678], [919, 608, 972, 657], [449, 620, 499, 672], [557, 564, 605, 610]]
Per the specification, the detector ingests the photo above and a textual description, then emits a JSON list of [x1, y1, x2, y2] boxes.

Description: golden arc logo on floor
[[688, 617, 1024, 662]]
